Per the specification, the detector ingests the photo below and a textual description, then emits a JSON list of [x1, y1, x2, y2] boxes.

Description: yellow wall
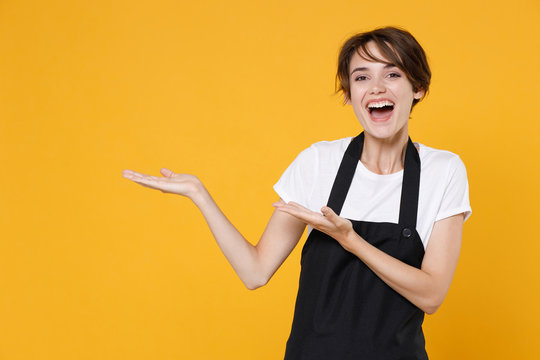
[[1, 0, 539, 359]]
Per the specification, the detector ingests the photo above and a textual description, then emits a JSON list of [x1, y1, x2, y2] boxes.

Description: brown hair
[[336, 27, 431, 108]]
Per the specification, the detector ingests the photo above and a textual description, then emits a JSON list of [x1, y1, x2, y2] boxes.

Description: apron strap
[[398, 137, 421, 229], [326, 132, 421, 229], [326, 133, 364, 216]]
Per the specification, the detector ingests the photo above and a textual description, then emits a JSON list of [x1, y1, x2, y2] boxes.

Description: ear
[[413, 88, 425, 100], [345, 94, 352, 105]]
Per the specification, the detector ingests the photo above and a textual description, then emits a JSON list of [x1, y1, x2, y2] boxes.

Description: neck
[[360, 129, 409, 175]]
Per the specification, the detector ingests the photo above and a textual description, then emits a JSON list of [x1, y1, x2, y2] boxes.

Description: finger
[[321, 206, 337, 217], [272, 201, 296, 209], [123, 169, 151, 180], [160, 168, 175, 177], [275, 203, 326, 226], [321, 206, 345, 225], [133, 173, 161, 181], [281, 202, 318, 217], [122, 169, 139, 178], [277, 209, 314, 225], [130, 177, 161, 188], [273, 203, 308, 218], [133, 181, 158, 190], [273, 200, 301, 208], [287, 201, 311, 211], [130, 171, 172, 188], [277, 202, 312, 215], [322, 207, 352, 231], [288, 202, 330, 221]]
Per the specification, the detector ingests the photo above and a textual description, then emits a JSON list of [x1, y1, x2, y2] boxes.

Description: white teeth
[[367, 100, 394, 109]]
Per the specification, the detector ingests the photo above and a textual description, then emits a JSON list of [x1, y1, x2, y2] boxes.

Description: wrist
[[189, 180, 210, 207], [341, 228, 359, 252]]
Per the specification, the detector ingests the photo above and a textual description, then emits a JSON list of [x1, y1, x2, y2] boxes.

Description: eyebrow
[[350, 64, 396, 75]]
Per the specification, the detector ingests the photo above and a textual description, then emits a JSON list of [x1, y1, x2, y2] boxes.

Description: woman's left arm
[[273, 202, 464, 314]]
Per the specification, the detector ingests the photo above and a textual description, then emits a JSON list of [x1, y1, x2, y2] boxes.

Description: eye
[[354, 75, 368, 81], [387, 72, 401, 78]]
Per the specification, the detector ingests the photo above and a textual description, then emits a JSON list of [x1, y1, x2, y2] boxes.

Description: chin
[[363, 123, 396, 137], [362, 122, 408, 142]]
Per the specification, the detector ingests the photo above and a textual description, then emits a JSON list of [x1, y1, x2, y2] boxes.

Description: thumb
[[321, 206, 337, 218], [160, 168, 175, 177]]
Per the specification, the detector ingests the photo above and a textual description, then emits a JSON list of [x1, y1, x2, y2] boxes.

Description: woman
[[123, 27, 471, 359]]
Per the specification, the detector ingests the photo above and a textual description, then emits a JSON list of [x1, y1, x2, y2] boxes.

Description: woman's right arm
[[123, 168, 306, 290]]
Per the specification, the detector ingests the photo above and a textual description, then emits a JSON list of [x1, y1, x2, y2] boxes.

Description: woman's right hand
[[122, 168, 202, 199]]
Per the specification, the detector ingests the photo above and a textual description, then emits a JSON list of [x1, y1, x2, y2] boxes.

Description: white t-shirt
[[273, 137, 472, 250]]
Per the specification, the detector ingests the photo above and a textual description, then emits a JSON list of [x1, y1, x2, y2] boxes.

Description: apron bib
[[284, 132, 428, 360]]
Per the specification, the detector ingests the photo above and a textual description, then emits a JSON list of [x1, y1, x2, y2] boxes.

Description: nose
[[369, 78, 386, 94]]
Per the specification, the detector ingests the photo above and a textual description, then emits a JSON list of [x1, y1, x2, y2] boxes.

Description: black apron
[[284, 132, 428, 360]]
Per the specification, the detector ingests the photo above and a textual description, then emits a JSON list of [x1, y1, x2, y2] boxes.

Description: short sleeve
[[273, 145, 318, 208], [435, 156, 472, 222]]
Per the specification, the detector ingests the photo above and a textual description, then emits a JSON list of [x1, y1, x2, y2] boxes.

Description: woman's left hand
[[272, 201, 355, 250]]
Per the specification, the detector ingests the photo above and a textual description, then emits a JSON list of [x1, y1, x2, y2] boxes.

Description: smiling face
[[347, 41, 424, 141]]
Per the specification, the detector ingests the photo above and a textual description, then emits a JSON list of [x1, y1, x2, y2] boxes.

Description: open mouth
[[366, 100, 394, 121]]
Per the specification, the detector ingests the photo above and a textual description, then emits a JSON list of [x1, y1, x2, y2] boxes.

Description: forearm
[[191, 186, 264, 289], [123, 169, 301, 290], [345, 233, 444, 314]]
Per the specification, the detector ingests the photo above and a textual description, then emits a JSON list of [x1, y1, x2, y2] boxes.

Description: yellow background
[[1, 0, 539, 359]]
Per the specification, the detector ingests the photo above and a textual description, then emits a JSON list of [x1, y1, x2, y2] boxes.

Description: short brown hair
[[336, 27, 431, 108]]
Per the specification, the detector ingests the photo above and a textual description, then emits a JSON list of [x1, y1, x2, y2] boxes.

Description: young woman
[[123, 27, 471, 359]]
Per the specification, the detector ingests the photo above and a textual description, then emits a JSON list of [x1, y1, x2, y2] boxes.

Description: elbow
[[422, 295, 445, 315], [243, 274, 269, 291], [423, 303, 440, 315], [245, 282, 264, 291]]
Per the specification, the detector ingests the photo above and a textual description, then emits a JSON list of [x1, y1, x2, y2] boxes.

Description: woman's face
[[347, 41, 424, 141]]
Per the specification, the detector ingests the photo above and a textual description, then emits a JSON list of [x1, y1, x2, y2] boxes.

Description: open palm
[[122, 168, 200, 197]]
